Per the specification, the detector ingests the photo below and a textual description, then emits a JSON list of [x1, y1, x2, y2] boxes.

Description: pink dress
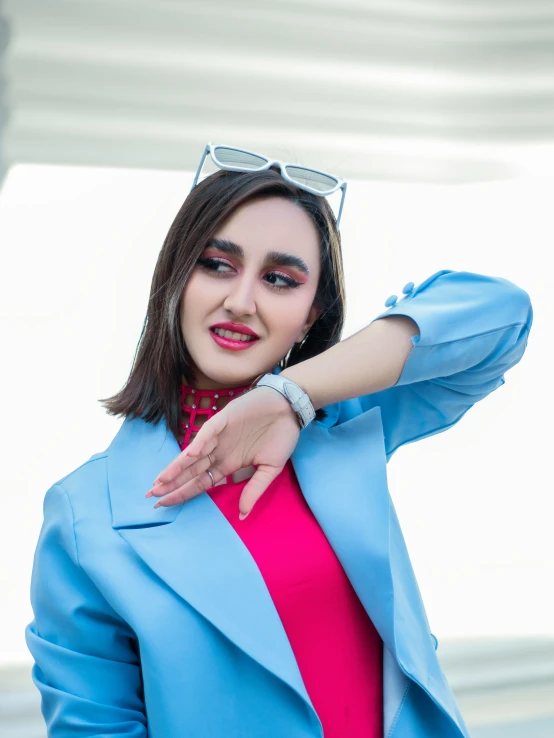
[[205, 458, 383, 738]]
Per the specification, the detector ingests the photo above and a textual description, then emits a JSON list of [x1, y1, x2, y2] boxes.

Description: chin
[[194, 365, 249, 387]]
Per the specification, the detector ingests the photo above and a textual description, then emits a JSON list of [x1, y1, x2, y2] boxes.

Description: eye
[[197, 258, 302, 292], [263, 271, 302, 291], [197, 257, 233, 275]]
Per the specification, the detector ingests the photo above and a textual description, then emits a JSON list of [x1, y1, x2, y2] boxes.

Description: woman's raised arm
[[282, 270, 533, 459]]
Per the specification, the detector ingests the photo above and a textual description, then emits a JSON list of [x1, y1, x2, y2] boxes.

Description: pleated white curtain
[[2, 0, 554, 183]]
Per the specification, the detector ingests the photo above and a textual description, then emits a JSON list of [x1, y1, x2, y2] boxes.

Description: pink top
[[204, 459, 383, 737]]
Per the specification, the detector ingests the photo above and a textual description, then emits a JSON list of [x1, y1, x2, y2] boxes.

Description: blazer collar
[[106, 404, 464, 737]]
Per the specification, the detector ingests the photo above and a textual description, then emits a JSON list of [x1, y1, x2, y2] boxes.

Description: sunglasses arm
[[191, 145, 210, 190], [336, 182, 347, 228]]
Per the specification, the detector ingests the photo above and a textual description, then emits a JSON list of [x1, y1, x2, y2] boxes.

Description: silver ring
[[206, 469, 215, 488]]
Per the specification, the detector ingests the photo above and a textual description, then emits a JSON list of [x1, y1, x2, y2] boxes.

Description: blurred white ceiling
[[1, 0, 554, 183]]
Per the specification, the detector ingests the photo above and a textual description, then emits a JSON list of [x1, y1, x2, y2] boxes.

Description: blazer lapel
[[292, 406, 466, 736], [107, 416, 323, 737], [291, 407, 397, 649]]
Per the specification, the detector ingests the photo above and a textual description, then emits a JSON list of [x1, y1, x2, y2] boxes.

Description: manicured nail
[[239, 510, 249, 521]]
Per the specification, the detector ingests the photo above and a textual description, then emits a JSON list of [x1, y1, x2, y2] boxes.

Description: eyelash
[[197, 257, 302, 292]]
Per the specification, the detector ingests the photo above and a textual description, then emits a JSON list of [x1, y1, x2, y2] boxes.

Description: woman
[[26, 144, 533, 738]]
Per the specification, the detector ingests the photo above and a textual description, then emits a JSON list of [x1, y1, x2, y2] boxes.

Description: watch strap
[[249, 373, 315, 429]]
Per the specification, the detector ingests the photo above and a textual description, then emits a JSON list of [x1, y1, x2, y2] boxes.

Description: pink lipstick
[[210, 329, 259, 351]]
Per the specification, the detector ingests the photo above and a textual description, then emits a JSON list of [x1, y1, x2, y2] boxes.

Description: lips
[[210, 322, 260, 339], [211, 327, 256, 342], [209, 329, 259, 352]]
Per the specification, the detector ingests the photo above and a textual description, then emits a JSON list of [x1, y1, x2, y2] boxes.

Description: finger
[[150, 447, 197, 488], [148, 445, 210, 495], [147, 455, 211, 498], [153, 413, 227, 485], [238, 465, 283, 520], [154, 463, 225, 508]]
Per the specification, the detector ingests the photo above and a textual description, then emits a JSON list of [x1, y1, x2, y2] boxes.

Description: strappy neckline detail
[[178, 382, 253, 485]]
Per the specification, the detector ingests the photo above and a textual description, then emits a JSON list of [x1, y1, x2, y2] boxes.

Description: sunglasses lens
[[284, 166, 338, 193], [213, 147, 268, 170]]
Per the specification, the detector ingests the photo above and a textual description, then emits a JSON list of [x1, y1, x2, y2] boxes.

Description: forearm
[[281, 315, 419, 411]]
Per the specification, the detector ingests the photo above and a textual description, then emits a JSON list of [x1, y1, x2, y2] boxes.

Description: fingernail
[[154, 501, 162, 509], [145, 490, 153, 498], [239, 510, 249, 521]]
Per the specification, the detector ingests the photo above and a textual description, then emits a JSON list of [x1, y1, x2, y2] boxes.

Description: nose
[[222, 273, 257, 318]]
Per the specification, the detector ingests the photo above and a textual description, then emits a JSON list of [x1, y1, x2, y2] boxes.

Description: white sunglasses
[[191, 143, 347, 227]]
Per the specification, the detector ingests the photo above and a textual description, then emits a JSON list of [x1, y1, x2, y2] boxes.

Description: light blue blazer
[[26, 270, 533, 738]]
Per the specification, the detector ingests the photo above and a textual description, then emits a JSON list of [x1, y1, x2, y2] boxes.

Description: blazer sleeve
[[25, 483, 148, 737], [358, 270, 533, 461]]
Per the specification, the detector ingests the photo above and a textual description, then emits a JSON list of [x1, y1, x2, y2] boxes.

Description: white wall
[[0, 163, 550, 666]]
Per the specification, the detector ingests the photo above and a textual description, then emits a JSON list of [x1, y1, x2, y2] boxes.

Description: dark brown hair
[[99, 167, 347, 439]]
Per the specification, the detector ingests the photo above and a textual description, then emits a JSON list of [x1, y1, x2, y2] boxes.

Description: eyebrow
[[205, 238, 310, 276]]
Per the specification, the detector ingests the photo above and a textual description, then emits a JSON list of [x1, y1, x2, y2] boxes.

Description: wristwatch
[[249, 372, 316, 429]]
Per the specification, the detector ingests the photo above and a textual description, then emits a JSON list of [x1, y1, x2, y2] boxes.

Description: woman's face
[[180, 196, 322, 390]]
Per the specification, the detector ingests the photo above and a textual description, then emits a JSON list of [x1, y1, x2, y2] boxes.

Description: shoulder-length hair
[[99, 167, 346, 439]]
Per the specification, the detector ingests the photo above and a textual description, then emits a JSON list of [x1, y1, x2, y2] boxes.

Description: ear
[[296, 302, 323, 344]]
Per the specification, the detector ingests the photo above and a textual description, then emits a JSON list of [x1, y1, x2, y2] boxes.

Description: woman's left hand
[[145, 387, 301, 519]]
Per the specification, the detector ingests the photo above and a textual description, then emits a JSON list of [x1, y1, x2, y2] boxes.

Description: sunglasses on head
[[191, 143, 347, 227]]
